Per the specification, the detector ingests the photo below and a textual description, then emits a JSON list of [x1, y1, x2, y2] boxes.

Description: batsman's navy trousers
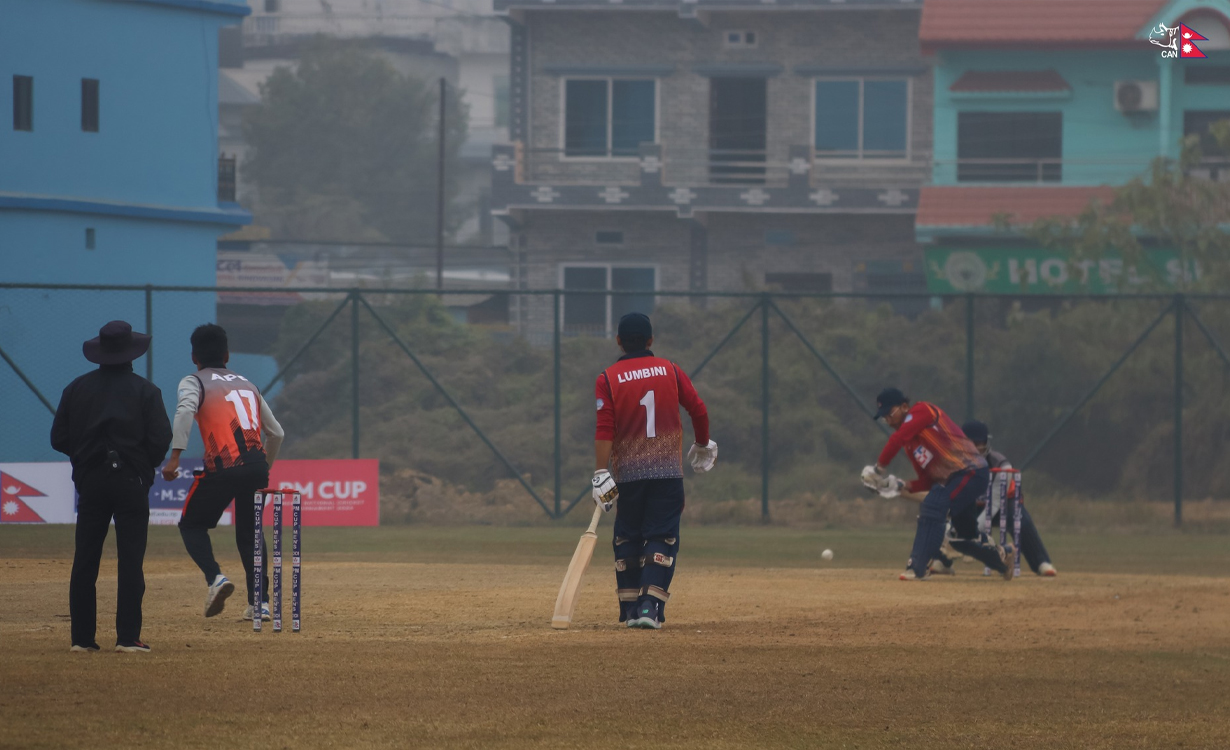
[[908, 466, 1003, 577], [612, 478, 684, 620], [178, 463, 270, 605], [70, 466, 150, 647]]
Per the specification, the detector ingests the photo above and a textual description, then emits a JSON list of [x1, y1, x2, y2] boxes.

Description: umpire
[[51, 321, 172, 653]]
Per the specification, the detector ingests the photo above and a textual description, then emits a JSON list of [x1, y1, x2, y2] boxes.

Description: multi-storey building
[[0, 0, 251, 462], [917, 0, 1230, 295], [490, 0, 930, 336]]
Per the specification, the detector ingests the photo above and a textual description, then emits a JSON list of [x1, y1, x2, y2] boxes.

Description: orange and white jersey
[[171, 367, 284, 473]]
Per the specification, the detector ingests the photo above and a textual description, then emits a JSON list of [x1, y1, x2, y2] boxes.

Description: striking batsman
[[962, 420, 1057, 577], [592, 312, 717, 629], [862, 388, 1012, 581]]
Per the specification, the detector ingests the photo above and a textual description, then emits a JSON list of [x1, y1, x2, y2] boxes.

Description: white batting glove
[[687, 440, 718, 473], [879, 476, 906, 499], [592, 469, 618, 512], [860, 465, 882, 492]]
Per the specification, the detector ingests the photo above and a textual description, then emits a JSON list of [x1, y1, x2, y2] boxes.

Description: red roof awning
[[920, 0, 1166, 52], [917, 186, 1119, 228], [950, 70, 1071, 93]]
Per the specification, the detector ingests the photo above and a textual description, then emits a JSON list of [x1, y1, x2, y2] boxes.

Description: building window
[[1185, 66, 1230, 85], [957, 111, 1062, 182], [562, 265, 656, 335], [765, 272, 832, 293], [1184, 110, 1230, 152], [264, 0, 280, 11], [595, 230, 624, 245], [494, 75, 510, 128], [85, 228, 96, 250], [563, 79, 655, 158], [814, 78, 908, 159], [724, 30, 758, 49], [81, 79, 99, 132], [13, 75, 33, 131]]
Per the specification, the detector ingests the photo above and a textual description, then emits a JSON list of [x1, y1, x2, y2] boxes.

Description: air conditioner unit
[[1114, 80, 1159, 113]]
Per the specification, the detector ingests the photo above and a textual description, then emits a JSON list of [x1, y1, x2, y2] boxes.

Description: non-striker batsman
[[593, 313, 717, 629]]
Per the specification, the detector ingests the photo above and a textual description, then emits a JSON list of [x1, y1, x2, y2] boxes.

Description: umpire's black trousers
[[70, 467, 150, 646]]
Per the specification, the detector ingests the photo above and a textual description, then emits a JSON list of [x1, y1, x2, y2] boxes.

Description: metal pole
[[0, 342, 56, 414], [1174, 294, 1183, 526], [436, 77, 447, 293], [761, 296, 770, 520], [553, 289, 562, 519], [351, 292, 360, 459], [144, 284, 153, 381], [965, 294, 975, 421]]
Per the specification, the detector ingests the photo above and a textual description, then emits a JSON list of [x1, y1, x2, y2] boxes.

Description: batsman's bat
[[551, 504, 604, 630]]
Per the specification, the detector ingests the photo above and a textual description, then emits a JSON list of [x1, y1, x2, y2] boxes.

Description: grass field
[[2, 524, 1229, 749]]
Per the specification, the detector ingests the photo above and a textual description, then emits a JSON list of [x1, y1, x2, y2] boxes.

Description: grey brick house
[[491, 0, 930, 336]]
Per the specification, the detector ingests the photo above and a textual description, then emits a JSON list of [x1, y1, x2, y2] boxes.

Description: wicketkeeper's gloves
[[688, 440, 719, 473], [592, 469, 618, 512]]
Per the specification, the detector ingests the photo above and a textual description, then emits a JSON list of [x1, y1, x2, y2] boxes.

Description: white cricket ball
[[821, 549, 833, 561]]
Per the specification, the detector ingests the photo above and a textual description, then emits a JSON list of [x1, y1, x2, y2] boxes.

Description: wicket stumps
[[253, 489, 301, 633], [982, 469, 1024, 578]]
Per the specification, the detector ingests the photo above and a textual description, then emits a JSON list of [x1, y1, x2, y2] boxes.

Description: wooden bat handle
[[586, 503, 603, 534]]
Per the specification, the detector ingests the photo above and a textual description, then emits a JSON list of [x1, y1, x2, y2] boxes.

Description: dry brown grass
[[2, 527, 1230, 749]]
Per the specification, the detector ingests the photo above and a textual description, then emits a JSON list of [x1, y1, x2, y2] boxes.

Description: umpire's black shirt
[[51, 363, 172, 484]]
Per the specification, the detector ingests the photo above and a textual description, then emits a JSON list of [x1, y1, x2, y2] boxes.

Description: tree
[[1017, 121, 1230, 292], [243, 39, 469, 243]]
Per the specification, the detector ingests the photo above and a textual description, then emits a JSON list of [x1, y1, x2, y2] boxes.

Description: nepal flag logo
[[1, 471, 47, 523]]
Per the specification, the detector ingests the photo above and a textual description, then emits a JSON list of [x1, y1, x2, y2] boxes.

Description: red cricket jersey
[[878, 402, 986, 493], [595, 351, 709, 482]]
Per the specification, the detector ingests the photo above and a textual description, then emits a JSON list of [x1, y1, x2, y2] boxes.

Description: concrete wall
[[931, 49, 1230, 186]]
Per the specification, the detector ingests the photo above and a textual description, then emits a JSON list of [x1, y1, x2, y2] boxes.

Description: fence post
[[351, 292, 360, 460], [1174, 294, 1183, 526], [554, 289, 562, 519], [144, 284, 153, 382], [965, 294, 975, 421], [761, 295, 770, 520]]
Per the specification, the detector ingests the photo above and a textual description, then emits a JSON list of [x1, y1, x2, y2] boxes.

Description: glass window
[[1185, 66, 1230, 85], [13, 75, 32, 132], [1184, 110, 1230, 152], [957, 112, 1062, 182], [815, 78, 908, 158], [562, 266, 656, 335], [563, 267, 607, 332], [81, 79, 99, 133], [493, 75, 510, 128], [564, 79, 655, 157]]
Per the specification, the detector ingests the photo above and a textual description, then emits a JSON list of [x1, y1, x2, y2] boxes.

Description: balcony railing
[[218, 155, 237, 203], [242, 14, 436, 43]]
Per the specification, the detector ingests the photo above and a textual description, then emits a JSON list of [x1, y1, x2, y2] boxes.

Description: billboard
[[924, 247, 1201, 294], [1, 459, 379, 527]]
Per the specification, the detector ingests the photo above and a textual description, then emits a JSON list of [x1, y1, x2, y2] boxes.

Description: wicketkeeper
[[961, 420, 1057, 577], [592, 312, 717, 629], [862, 388, 1012, 581]]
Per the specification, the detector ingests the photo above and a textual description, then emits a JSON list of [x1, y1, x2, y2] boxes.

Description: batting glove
[[688, 440, 719, 473], [592, 469, 618, 512], [879, 476, 906, 499]]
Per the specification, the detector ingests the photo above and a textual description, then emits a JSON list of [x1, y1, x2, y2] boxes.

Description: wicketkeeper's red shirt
[[878, 402, 986, 493], [595, 351, 709, 483]]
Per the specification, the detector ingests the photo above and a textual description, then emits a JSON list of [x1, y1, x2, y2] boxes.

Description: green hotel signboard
[[924, 247, 1200, 295]]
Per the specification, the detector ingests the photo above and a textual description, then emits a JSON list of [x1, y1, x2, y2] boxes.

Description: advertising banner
[[1, 459, 379, 527], [924, 247, 1200, 294]]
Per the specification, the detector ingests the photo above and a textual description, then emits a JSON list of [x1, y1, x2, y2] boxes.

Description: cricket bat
[[551, 504, 605, 629]]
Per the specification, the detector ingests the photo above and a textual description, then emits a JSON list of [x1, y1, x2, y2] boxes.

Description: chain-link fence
[[4, 282, 1229, 524]]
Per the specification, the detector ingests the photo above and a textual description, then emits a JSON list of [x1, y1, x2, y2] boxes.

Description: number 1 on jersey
[[640, 390, 656, 438]]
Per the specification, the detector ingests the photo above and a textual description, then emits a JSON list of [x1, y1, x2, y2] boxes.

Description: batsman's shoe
[[204, 574, 235, 618], [70, 642, 101, 653], [243, 603, 273, 622], [1039, 562, 1058, 577], [629, 600, 663, 630], [998, 545, 1016, 581], [928, 559, 955, 576], [115, 640, 151, 653], [899, 569, 932, 581]]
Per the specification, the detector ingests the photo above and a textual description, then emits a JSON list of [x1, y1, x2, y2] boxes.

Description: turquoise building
[[916, 0, 1230, 293], [0, 0, 252, 461]]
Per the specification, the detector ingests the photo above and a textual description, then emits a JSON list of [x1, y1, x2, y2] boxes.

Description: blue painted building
[[916, 0, 1230, 293], [0, 0, 252, 461]]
